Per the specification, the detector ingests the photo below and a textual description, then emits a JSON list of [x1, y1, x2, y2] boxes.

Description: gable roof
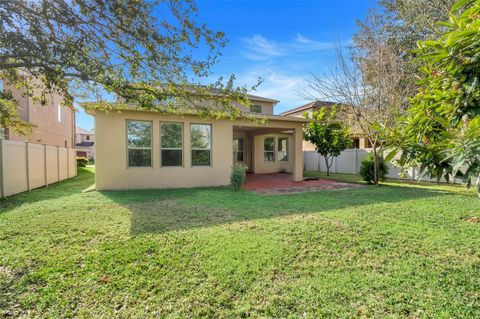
[[280, 101, 340, 116]]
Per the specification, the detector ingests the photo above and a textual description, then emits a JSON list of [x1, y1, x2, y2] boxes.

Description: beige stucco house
[[92, 95, 307, 190], [0, 78, 76, 148], [281, 101, 372, 150], [75, 127, 95, 160]]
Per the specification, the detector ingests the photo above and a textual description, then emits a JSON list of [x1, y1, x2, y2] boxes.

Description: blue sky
[[76, 0, 375, 131]]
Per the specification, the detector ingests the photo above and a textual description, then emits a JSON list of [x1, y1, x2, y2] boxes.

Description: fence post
[[25, 142, 30, 191], [0, 139, 4, 197], [354, 148, 358, 174], [66, 147, 70, 178], [44, 144, 48, 187], [57, 146, 60, 182]]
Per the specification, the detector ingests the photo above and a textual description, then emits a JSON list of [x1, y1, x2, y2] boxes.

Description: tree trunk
[[372, 146, 379, 186], [324, 155, 330, 176]]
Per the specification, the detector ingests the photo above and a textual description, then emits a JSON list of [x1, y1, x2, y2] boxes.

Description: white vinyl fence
[[304, 149, 461, 184], [0, 139, 77, 197]]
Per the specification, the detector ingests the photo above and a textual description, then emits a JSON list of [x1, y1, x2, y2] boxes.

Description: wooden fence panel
[[28, 143, 46, 189], [46, 146, 59, 185], [304, 149, 461, 184], [0, 140, 78, 197], [3, 140, 28, 196], [58, 148, 68, 181]]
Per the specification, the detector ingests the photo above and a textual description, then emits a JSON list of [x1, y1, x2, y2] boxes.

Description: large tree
[[392, 0, 480, 196], [0, 0, 257, 134], [302, 34, 406, 185]]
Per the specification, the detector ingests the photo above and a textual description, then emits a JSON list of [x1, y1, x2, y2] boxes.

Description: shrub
[[230, 163, 247, 190], [359, 153, 389, 184], [77, 157, 88, 167]]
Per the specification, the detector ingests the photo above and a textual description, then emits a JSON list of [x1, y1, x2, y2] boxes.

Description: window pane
[[278, 138, 288, 161], [233, 138, 243, 152], [128, 149, 151, 167], [127, 121, 152, 147], [264, 137, 274, 151], [236, 152, 244, 162], [191, 124, 211, 149], [251, 105, 262, 113], [192, 150, 211, 166], [264, 152, 274, 162], [161, 123, 183, 148], [161, 150, 182, 166]]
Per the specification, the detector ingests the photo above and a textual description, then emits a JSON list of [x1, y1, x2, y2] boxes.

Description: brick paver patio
[[245, 173, 363, 195]]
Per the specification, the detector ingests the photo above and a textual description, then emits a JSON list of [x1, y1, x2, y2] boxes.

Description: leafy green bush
[[77, 157, 88, 167], [360, 153, 389, 184], [230, 163, 247, 190]]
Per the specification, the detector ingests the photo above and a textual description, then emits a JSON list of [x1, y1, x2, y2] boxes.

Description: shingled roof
[[280, 101, 340, 116]]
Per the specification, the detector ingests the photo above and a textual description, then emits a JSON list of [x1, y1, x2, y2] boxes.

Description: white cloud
[[293, 33, 337, 51], [241, 35, 284, 61], [242, 33, 348, 60], [233, 67, 310, 113]]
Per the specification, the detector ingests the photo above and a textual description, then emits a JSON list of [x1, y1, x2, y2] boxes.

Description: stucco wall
[[95, 110, 304, 190], [253, 134, 294, 174], [4, 80, 75, 148]]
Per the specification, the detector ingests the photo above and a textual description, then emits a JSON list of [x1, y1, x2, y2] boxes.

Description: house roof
[[76, 127, 94, 135], [247, 94, 279, 104], [76, 141, 94, 147], [280, 101, 341, 116]]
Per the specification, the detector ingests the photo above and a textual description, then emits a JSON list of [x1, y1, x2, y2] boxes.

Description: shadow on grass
[[99, 182, 453, 236], [0, 167, 95, 212]]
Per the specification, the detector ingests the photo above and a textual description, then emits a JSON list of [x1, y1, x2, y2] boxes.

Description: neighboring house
[[281, 100, 373, 150], [0, 78, 76, 148], [76, 127, 95, 160], [91, 95, 307, 190]]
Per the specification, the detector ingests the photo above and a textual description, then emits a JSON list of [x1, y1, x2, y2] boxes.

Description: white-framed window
[[251, 104, 262, 113], [264, 137, 275, 162], [57, 104, 62, 122], [126, 120, 152, 167], [160, 122, 183, 167], [191, 124, 211, 166], [233, 138, 244, 162], [278, 137, 288, 161]]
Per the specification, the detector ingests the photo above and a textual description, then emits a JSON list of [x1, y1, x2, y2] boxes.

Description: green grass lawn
[[1, 168, 479, 318]]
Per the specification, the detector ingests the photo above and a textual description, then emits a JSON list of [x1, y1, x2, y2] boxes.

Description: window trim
[[251, 104, 262, 113], [278, 137, 288, 161], [190, 123, 212, 167], [233, 137, 244, 163], [264, 137, 275, 162], [160, 121, 184, 168], [126, 119, 153, 168]]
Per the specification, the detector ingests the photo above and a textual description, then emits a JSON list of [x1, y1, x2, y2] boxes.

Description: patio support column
[[292, 126, 303, 182]]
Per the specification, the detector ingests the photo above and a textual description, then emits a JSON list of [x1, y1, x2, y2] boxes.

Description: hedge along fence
[[304, 149, 462, 184], [0, 139, 77, 197]]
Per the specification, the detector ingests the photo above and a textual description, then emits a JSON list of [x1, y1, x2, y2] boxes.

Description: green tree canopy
[[0, 0, 257, 133], [392, 0, 480, 195], [303, 107, 351, 176]]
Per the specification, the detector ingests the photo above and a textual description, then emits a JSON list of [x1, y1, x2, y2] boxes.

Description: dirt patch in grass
[[462, 216, 480, 223], [254, 182, 363, 195]]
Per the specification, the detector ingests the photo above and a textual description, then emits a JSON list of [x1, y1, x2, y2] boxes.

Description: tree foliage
[[0, 0, 258, 133], [303, 107, 351, 176], [391, 0, 480, 196]]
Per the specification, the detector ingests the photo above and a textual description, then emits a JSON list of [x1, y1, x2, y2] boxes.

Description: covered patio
[[244, 173, 362, 195]]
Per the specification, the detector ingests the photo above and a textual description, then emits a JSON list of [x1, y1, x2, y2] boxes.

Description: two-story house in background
[[75, 127, 95, 160], [0, 78, 76, 148], [281, 100, 372, 150]]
